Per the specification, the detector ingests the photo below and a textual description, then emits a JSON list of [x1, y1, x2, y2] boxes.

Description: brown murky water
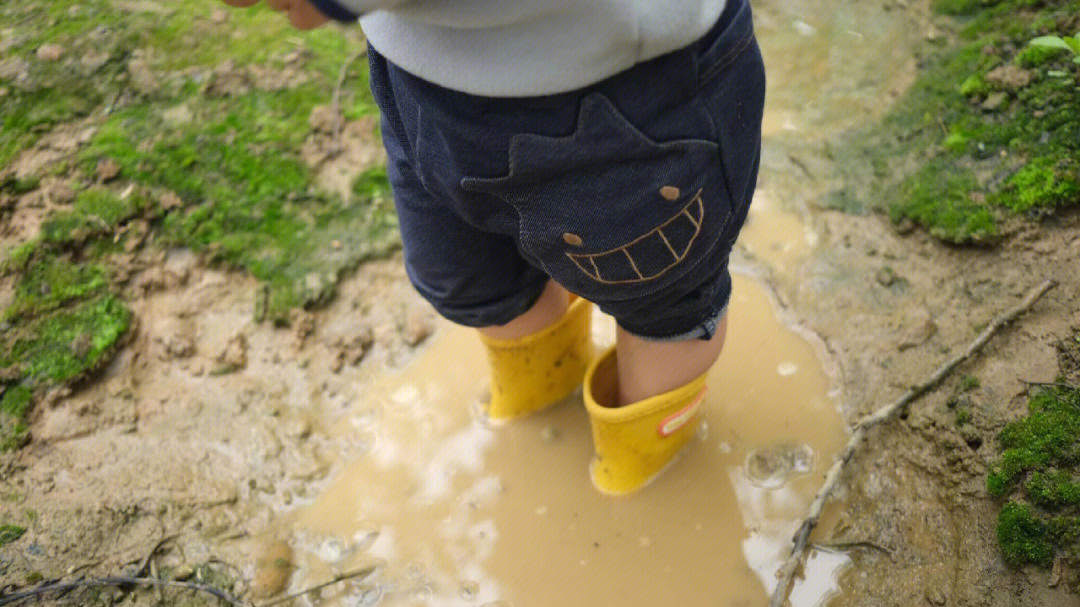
[[284, 274, 847, 607]]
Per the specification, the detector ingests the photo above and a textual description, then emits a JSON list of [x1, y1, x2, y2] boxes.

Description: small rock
[[127, 58, 159, 94], [985, 64, 1032, 91], [80, 50, 110, 71], [981, 92, 1007, 112], [162, 104, 193, 126], [96, 158, 121, 182], [875, 267, 897, 287], [290, 308, 316, 346], [329, 349, 346, 373], [924, 587, 947, 605], [165, 334, 196, 359], [402, 311, 434, 346], [251, 540, 295, 599], [1049, 555, 1065, 587], [160, 191, 183, 211], [36, 44, 64, 61], [308, 105, 339, 134], [898, 316, 938, 351], [217, 333, 248, 370]]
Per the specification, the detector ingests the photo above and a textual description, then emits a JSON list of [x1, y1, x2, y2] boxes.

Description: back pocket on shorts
[[461, 93, 733, 303]]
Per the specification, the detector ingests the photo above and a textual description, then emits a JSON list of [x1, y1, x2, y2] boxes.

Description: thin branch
[[769, 279, 1056, 607], [809, 541, 893, 559], [0, 576, 247, 607], [255, 565, 376, 607]]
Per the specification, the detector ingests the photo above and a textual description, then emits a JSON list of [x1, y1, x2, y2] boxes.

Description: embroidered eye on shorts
[[367, 0, 765, 340]]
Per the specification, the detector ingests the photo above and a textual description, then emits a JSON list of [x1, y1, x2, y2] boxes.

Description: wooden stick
[[256, 565, 376, 607], [769, 279, 1056, 607], [0, 576, 246, 607]]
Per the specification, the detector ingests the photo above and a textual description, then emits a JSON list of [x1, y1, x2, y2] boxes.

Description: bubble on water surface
[[744, 443, 817, 489]]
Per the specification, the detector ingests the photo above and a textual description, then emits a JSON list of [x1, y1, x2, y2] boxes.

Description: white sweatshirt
[[308, 0, 728, 97]]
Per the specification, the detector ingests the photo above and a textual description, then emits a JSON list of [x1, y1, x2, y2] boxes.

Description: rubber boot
[[478, 296, 592, 420], [584, 346, 708, 495]]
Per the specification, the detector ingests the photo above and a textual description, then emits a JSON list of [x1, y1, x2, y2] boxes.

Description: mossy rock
[[988, 385, 1080, 567]]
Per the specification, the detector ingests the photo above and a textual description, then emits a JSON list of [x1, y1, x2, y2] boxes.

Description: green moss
[[959, 74, 989, 98], [0, 0, 369, 167], [0, 175, 41, 195], [960, 374, 981, 392], [998, 502, 1054, 565], [998, 157, 1080, 212], [890, 163, 998, 243], [80, 89, 397, 323], [1026, 470, 1080, 508], [0, 386, 33, 451], [955, 408, 974, 425], [1016, 43, 1069, 67], [39, 188, 148, 246], [987, 387, 1080, 495], [989, 386, 1080, 567], [830, 0, 1080, 244], [3, 257, 109, 323], [2, 295, 131, 385], [0, 524, 26, 547]]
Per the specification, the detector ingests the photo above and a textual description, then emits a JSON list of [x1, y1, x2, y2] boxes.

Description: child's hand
[[222, 0, 329, 30]]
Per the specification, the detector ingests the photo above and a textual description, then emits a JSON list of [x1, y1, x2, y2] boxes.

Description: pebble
[[251, 540, 294, 599], [924, 587, 947, 605], [36, 44, 64, 61], [403, 311, 434, 346], [95, 158, 121, 182], [875, 267, 897, 287], [981, 92, 1007, 112]]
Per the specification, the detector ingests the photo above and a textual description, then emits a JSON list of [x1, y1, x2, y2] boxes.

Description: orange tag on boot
[[657, 386, 707, 437]]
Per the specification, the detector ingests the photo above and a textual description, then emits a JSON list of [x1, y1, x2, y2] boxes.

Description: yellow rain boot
[[478, 296, 592, 420], [584, 346, 708, 495]]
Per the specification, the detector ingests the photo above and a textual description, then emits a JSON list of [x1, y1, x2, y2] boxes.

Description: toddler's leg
[[478, 280, 569, 341], [614, 317, 727, 407]]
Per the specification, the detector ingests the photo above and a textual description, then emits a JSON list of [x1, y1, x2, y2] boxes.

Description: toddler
[[225, 0, 766, 495]]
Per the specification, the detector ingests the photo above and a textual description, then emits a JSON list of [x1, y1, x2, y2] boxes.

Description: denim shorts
[[367, 0, 765, 340]]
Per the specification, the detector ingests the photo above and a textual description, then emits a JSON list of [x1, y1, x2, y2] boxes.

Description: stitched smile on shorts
[[565, 188, 704, 285]]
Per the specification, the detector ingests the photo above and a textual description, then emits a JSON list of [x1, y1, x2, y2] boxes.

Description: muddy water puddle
[[281, 274, 848, 607]]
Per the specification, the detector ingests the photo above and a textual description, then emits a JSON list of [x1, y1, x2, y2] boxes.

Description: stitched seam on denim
[[699, 28, 754, 86]]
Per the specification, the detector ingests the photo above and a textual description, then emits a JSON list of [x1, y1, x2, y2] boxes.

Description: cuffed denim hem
[[626, 303, 729, 343], [408, 270, 549, 329], [612, 267, 733, 342]]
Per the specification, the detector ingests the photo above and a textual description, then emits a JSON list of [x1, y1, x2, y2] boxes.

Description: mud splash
[[281, 272, 847, 607]]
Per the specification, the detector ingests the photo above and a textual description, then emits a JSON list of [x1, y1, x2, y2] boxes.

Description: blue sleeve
[[308, 0, 362, 22]]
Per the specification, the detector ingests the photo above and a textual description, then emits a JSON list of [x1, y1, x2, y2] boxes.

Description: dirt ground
[[2, 1, 1079, 606]]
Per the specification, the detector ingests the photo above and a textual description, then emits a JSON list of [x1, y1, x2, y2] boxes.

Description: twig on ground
[[0, 576, 247, 607], [134, 534, 178, 577], [330, 40, 368, 156], [809, 541, 893, 559], [787, 154, 815, 181], [769, 279, 1057, 607], [1019, 379, 1076, 391], [256, 565, 376, 607]]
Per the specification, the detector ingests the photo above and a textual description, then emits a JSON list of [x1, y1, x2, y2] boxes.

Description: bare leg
[[614, 315, 728, 407], [478, 281, 569, 341]]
